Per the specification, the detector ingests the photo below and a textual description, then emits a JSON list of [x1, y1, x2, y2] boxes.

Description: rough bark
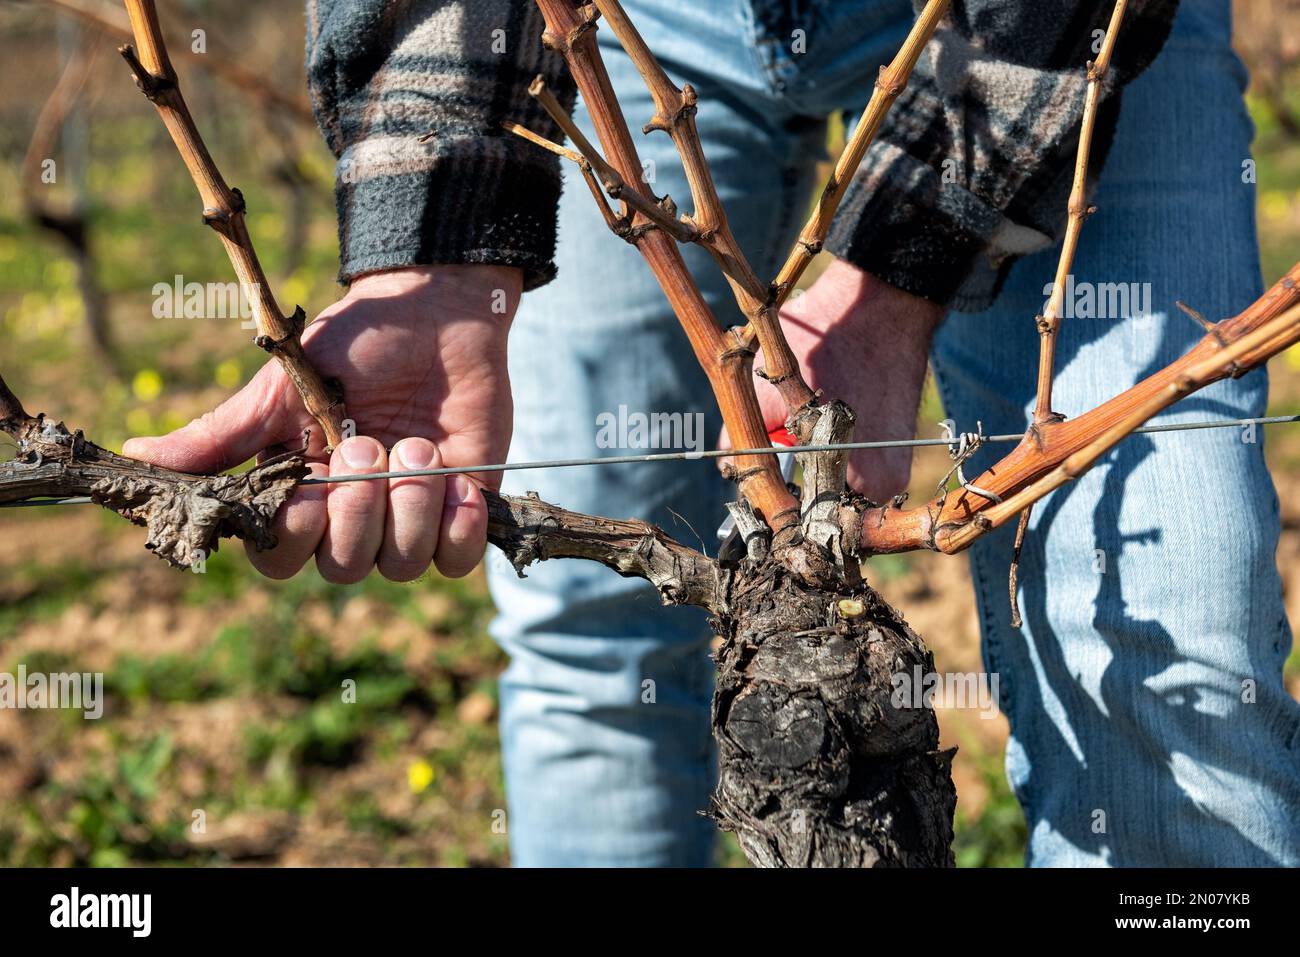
[[0, 378, 305, 568], [487, 480, 959, 867], [709, 554, 956, 867], [486, 490, 719, 610]]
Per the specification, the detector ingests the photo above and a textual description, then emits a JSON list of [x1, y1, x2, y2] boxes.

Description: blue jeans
[[486, 0, 1300, 866]]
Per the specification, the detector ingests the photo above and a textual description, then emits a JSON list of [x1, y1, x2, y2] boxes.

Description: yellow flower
[[214, 358, 242, 390], [407, 759, 435, 794], [132, 369, 164, 402]]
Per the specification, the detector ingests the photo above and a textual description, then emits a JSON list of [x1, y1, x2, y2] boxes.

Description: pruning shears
[[716, 426, 796, 563]]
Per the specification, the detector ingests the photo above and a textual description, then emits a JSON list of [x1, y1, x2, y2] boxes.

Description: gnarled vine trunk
[[486, 476, 958, 867], [710, 556, 956, 867]]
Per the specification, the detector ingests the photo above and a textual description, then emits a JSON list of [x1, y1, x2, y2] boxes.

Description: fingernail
[[445, 474, 474, 507], [395, 439, 436, 469], [339, 437, 380, 469]]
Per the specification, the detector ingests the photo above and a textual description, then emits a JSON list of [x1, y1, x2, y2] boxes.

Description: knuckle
[[315, 555, 368, 585], [377, 556, 430, 583], [434, 559, 470, 580], [435, 544, 483, 580], [188, 411, 229, 464], [247, 543, 305, 581], [260, 558, 304, 582]]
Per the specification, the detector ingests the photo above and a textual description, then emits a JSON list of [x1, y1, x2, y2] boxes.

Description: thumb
[[123, 361, 296, 474]]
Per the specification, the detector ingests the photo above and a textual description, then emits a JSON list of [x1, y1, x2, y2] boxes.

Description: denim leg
[[486, 1, 825, 866], [930, 0, 1300, 866]]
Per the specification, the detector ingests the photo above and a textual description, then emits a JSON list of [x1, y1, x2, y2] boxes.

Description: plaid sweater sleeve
[[306, 0, 575, 290], [825, 0, 1181, 312]]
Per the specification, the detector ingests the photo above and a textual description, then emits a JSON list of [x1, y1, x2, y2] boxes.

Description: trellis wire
[[2, 413, 1296, 509]]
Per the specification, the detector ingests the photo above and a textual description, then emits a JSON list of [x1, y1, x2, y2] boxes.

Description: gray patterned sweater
[[305, 0, 1179, 310]]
